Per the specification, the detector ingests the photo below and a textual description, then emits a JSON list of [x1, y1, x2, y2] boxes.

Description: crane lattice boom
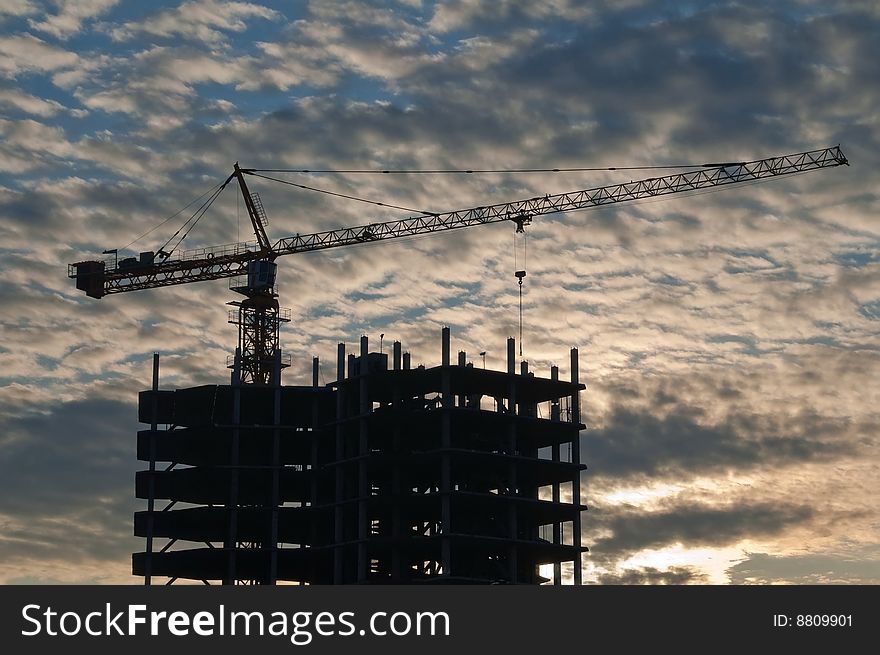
[[70, 145, 847, 298]]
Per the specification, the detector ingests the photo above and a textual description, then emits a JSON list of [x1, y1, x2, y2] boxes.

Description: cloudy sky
[[0, 0, 877, 585]]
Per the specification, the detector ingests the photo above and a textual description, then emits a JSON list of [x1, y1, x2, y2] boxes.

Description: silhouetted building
[[133, 328, 586, 584]]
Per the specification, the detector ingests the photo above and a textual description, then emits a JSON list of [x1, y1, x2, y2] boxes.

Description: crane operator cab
[[247, 259, 277, 293]]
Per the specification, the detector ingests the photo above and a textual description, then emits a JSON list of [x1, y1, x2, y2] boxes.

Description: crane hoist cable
[[512, 214, 531, 358]]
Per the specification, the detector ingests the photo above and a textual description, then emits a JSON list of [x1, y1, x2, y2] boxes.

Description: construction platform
[[133, 328, 586, 584]]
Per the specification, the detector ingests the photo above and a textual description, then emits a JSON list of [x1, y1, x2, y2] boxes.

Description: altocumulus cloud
[[0, 0, 877, 584]]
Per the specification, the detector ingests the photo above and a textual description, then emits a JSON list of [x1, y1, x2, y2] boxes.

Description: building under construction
[[133, 328, 587, 585]]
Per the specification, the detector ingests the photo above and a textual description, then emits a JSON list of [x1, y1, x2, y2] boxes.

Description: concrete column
[[309, 357, 321, 581], [225, 347, 242, 585], [521, 361, 535, 418], [145, 352, 159, 586], [507, 340, 518, 583], [440, 327, 452, 577], [550, 366, 560, 421], [337, 343, 345, 383], [457, 351, 466, 405], [551, 364, 561, 585], [334, 343, 345, 583], [357, 335, 369, 583], [570, 347, 582, 586], [391, 372, 402, 582], [393, 341, 402, 371], [269, 350, 282, 584]]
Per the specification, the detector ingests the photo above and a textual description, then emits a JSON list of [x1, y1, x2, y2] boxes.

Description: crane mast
[[69, 145, 848, 385], [227, 164, 286, 385]]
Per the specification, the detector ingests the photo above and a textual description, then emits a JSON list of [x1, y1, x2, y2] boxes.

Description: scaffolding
[[133, 328, 586, 584]]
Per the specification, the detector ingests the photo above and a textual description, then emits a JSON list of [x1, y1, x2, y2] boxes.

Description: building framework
[[133, 328, 586, 584]]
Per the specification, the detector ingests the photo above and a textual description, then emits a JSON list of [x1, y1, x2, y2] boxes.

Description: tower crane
[[69, 145, 848, 384]]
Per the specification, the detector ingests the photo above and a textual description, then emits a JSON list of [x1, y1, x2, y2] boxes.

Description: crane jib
[[69, 145, 848, 298]]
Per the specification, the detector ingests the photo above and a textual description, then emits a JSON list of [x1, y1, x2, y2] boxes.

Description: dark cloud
[[727, 549, 880, 584], [588, 502, 815, 564], [584, 398, 851, 480], [0, 176, 181, 242], [0, 398, 137, 513], [0, 397, 140, 574], [594, 566, 708, 585], [0, 498, 135, 567]]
